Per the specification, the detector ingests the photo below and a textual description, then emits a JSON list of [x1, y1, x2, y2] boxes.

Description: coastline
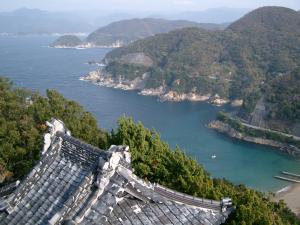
[[80, 70, 300, 159], [208, 120, 300, 159], [80, 70, 232, 105], [272, 184, 300, 217]]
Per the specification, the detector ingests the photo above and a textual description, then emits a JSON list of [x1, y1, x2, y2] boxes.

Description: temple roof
[[0, 119, 233, 225]]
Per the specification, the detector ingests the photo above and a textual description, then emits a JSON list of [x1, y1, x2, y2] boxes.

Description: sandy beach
[[273, 184, 300, 217]]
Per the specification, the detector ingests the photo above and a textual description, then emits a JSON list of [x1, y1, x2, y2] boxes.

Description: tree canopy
[[0, 77, 108, 183]]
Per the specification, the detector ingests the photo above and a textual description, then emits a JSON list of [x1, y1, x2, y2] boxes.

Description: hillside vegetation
[[86, 18, 225, 46], [264, 68, 300, 122], [0, 77, 299, 224], [105, 27, 232, 96], [102, 7, 300, 130]]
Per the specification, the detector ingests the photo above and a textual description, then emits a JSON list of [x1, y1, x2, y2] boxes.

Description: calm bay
[[1, 35, 300, 192]]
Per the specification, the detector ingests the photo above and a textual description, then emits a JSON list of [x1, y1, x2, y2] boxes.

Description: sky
[[0, 0, 299, 12]]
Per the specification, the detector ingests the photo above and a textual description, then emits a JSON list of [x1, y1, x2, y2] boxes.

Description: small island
[[51, 35, 83, 48]]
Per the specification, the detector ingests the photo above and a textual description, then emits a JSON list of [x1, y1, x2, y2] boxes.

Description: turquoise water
[[1, 35, 300, 192]]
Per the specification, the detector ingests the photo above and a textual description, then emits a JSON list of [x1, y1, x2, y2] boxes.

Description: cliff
[[80, 69, 229, 104]]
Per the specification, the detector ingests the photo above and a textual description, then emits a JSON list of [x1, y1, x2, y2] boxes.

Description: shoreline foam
[[276, 185, 291, 194], [273, 184, 300, 217]]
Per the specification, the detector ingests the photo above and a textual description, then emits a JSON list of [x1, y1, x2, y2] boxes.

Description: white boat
[[211, 154, 216, 159]]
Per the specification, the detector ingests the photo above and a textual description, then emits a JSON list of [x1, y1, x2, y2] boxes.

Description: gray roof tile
[[0, 127, 233, 225]]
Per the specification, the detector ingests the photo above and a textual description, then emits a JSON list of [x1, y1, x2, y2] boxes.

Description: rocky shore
[[208, 120, 300, 159], [80, 70, 231, 104], [80, 70, 148, 90], [51, 41, 123, 49]]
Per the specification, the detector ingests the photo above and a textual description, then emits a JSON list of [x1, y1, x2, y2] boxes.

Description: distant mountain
[[52, 18, 226, 48], [0, 7, 250, 35], [92, 12, 138, 28], [162, 7, 251, 24], [0, 8, 94, 34], [96, 6, 300, 133], [85, 18, 226, 47]]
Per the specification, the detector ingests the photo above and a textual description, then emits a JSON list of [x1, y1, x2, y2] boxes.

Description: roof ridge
[[56, 132, 105, 156]]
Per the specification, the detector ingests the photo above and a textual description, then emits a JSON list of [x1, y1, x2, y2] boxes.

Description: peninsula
[[82, 7, 300, 107], [81, 6, 300, 156]]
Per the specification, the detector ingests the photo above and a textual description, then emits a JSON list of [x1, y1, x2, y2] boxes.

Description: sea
[[1, 35, 300, 192]]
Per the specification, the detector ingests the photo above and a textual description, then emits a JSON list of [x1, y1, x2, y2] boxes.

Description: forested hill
[[1, 77, 300, 224], [85, 18, 226, 46], [228, 6, 300, 32], [224, 6, 300, 132], [102, 6, 300, 132], [224, 6, 300, 96]]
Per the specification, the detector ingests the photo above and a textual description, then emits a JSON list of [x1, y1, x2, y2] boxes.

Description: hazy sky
[[0, 0, 299, 12]]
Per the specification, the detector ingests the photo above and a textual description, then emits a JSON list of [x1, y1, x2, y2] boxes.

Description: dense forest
[[264, 68, 300, 122], [102, 6, 300, 127], [0, 77, 300, 224]]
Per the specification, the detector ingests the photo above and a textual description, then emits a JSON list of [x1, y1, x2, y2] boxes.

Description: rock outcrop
[[80, 70, 231, 104], [119, 53, 154, 67]]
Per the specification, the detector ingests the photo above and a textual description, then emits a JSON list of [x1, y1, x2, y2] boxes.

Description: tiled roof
[[0, 119, 233, 225]]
